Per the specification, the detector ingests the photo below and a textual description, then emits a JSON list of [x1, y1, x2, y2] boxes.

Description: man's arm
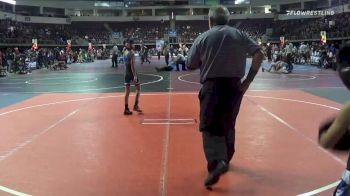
[[130, 52, 137, 79], [240, 32, 263, 93], [319, 102, 350, 148], [240, 50, 264, 93], [186, 37, 202, 70]]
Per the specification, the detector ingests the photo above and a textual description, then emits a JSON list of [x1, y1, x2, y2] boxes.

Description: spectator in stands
[[0, 50, 3, 67]]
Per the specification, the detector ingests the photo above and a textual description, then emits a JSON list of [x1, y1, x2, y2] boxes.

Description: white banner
[[156, 39, 164, 51]]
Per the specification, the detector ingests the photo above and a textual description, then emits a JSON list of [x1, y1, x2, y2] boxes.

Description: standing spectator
[[163, 43, 170, 66], [266, 43, 272, 62], [5, 48, 14, 73], [170, 45, 174, 57], [285, 42, 294, 72], [37, 49, 43, 69], [111, 45, 119, 68], [140, 44, 150, 64], [186, 5, 263, 188], [157, 47, 161, 60]]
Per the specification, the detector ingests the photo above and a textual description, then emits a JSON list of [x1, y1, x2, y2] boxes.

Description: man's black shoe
[[204, 160, 228, 187], [133, 106, 143, 113], [124, 108, 133, 115]]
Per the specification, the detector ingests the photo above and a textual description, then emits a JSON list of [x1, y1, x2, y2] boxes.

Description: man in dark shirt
[[186, 5, 263, 188]]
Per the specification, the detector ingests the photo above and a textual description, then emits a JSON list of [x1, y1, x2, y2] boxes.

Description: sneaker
[[124, 108, 133, 115], [133, 106, 143, 113]]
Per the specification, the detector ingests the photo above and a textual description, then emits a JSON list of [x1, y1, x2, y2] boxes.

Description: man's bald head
[[208, 5, 230, 27]]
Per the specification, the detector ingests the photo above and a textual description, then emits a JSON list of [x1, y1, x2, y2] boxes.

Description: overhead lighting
[[94, 2, 110, 7], [235, 0, 249, 5], [0, 0, 16, 5]]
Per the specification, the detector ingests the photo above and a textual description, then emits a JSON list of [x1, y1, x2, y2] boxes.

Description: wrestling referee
[[186, 5, 264, 188]]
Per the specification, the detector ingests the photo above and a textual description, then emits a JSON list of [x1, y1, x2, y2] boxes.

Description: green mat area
[[0, 72, 171, 93], [0, 93, 39, 109], [304, 88, 350, 104]]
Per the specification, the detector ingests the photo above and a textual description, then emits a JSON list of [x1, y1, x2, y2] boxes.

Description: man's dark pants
[[165, 54, 169, 65], [112, 54, 118, 67], [199, 78, 243, 171], [176, 60, 186, 71]]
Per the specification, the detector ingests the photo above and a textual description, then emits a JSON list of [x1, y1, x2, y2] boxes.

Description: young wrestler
[[123, 38, 142, 115]]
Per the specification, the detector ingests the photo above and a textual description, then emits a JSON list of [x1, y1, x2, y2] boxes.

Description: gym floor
[[0, 57, 349, 196]]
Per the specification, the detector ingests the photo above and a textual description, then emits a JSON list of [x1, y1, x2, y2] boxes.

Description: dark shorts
[[125, 73, 140, 86], [199, 78, 243, 136]]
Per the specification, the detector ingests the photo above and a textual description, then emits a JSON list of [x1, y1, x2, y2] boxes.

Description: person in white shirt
[[111, 45, 119, 68], [173, 52, 187, 71]]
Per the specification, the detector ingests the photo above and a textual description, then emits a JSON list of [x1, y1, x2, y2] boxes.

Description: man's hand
[[240, 50, 264, 93], [133, 76, 138, 82], [240, 80, 251, 94]]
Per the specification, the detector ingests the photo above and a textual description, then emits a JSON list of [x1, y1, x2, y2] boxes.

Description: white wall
[[71, 15, 169, 22], [0, 11, 69, 23], [278, 13, 321, 20], [70, 13, 274, 22], [3, 4, 349, 23], [16, 0, 318, 9], [15, 15, 70, 24], [16, 0, 95, 9], [330, 3, 350, 13], [250, 0, 316, 6], [0, 10, 15, 19], [229, 13, 274, 19]]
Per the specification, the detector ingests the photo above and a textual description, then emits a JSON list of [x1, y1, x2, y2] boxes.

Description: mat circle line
[[0, 73, 163, 93], [25, 77, 98, 85]]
